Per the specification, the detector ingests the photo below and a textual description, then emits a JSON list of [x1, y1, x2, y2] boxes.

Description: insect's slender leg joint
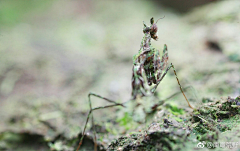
[[76, 93, 125, 151], [89, 92, 125, 107]]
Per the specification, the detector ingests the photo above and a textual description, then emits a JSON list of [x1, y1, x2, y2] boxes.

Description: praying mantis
[[76, 17, 194, 151]]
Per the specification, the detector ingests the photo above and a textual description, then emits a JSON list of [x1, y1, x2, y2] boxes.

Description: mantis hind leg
[[76, 93, 125, 151]]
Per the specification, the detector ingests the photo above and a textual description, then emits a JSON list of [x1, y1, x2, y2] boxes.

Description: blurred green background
[[0, 0, 239, 150]]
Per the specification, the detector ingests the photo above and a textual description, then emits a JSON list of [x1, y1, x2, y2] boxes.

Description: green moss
[[107, 96, 240, 150], [166, 104, 185, 115]]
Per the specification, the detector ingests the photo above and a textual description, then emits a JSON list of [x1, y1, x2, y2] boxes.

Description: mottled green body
[[131, 18, 168, 99]]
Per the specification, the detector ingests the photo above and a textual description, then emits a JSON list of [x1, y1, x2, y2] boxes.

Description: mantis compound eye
[[150, 23, 158, 40], [150, 24, 158, 34], [149, 16, 164, 40], [143, 27, 150, 34]]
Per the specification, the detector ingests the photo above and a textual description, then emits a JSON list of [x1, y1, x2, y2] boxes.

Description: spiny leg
[[151, 63, 194, 109], [131, 63, 151, 99], [154, 44, 168, 80], [76, 93, 125, 151]]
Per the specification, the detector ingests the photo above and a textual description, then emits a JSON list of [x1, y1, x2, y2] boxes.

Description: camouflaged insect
[[76, 17, 193, 151], [131, 17, 168, 99]]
